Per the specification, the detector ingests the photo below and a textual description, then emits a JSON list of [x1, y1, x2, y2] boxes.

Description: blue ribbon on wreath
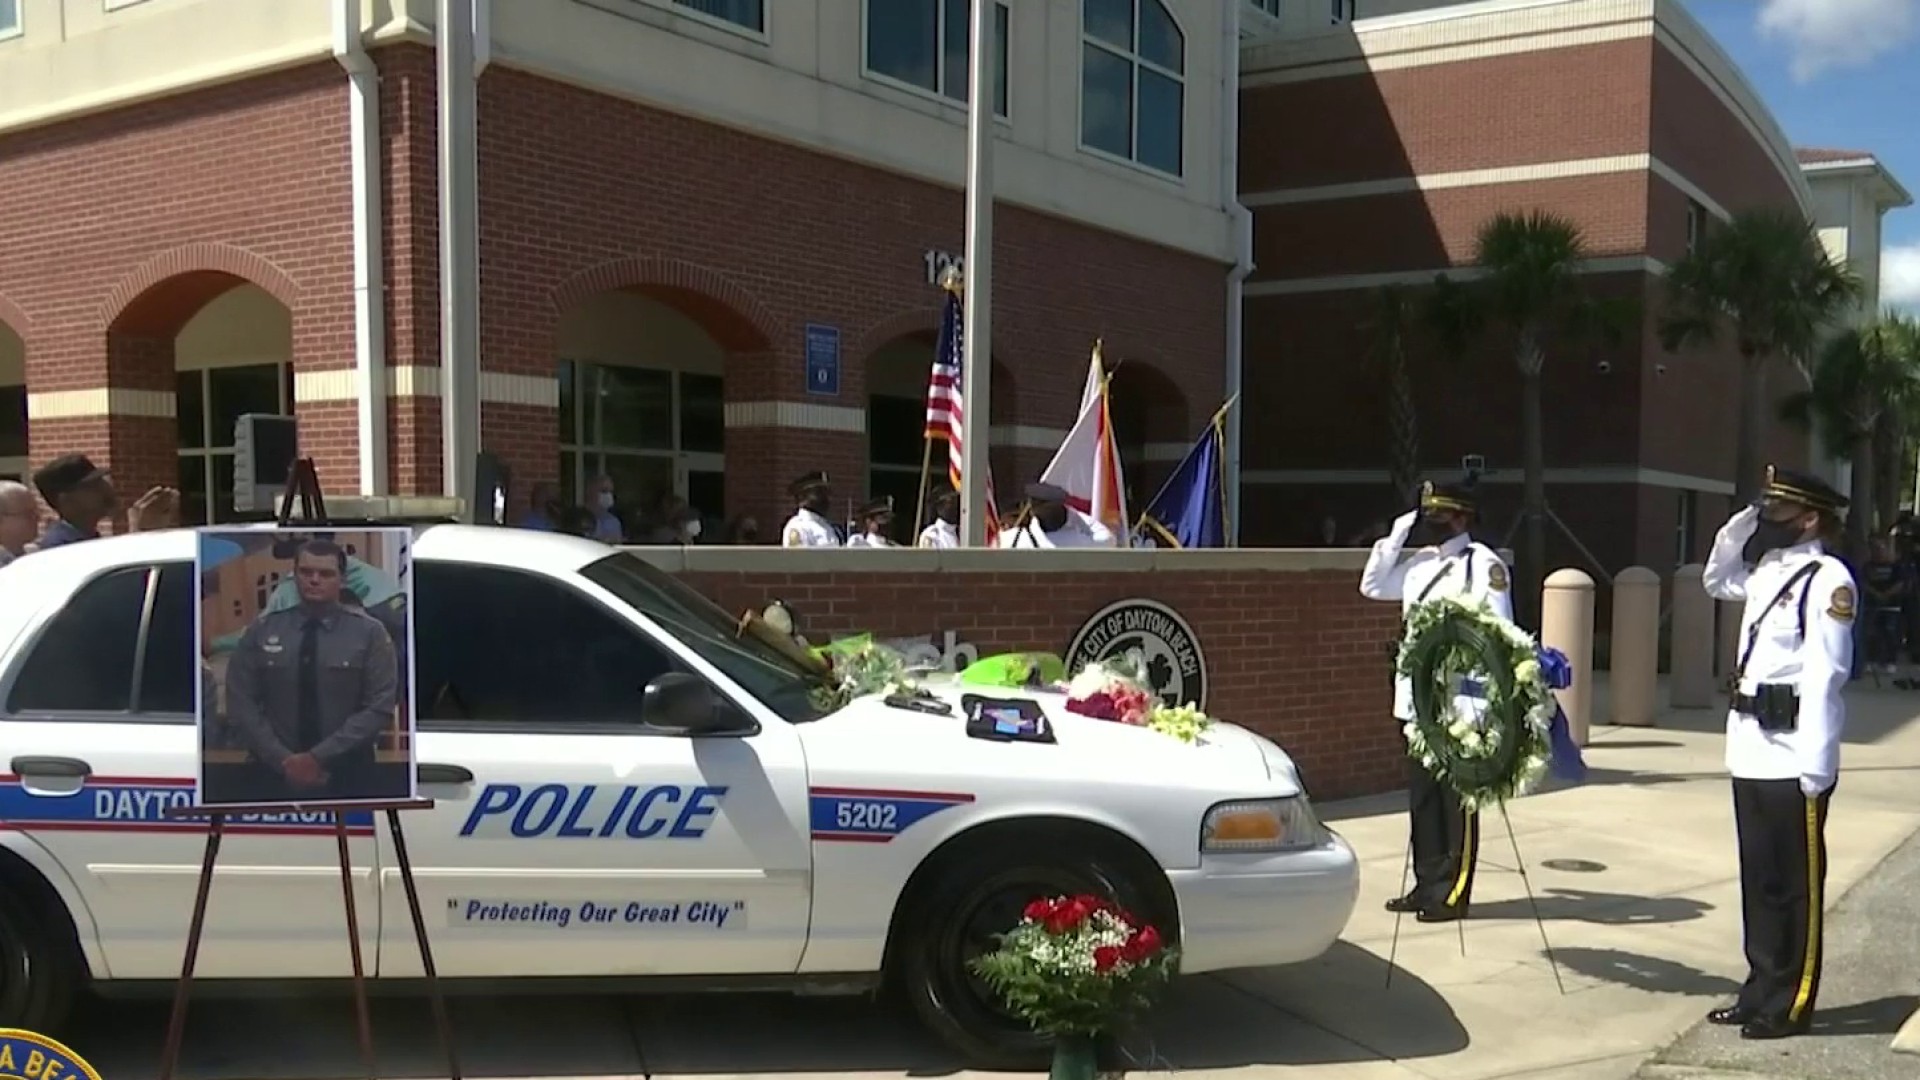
[[1536, 646, 1586, 782]]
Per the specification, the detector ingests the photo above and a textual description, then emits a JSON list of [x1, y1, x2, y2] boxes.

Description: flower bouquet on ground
[[1066, 653, 1216, 745], [970, 895, 1177, 1080]]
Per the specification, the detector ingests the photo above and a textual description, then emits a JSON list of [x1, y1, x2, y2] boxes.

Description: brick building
[[1233, 0, 1906, 573], [0, 0, 1240, 534]]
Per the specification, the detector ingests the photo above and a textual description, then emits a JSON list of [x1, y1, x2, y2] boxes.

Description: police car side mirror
[[641, 673, 753, 737]]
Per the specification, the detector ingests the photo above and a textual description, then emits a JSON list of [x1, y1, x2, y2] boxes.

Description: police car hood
[[798, 678, 1297, 795]]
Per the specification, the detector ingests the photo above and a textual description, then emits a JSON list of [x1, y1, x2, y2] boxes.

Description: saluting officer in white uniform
[[780, 471, 843, 548], [1701, 466, 1854, 1041], [996, 482, 1115, 549], [1359, 479, 1514, 923], [845, 497, 896, 547], [917, 484, 959, 549]]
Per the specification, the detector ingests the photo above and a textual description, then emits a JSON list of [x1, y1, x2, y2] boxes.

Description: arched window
[[1079, 0, 1184, 177]]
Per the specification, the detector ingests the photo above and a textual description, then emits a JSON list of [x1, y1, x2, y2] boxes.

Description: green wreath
[[1398, 597, 1557, 810]]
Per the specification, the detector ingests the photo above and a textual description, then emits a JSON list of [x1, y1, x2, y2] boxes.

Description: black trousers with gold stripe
[[1407, 753, 1478, 909], [1732, 778, 1832, 1022]]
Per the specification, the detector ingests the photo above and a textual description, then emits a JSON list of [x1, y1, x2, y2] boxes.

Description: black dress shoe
[[1384, 894, 1426, 913], [1706, 1006, 1755, 1026], [1740, 1015, 1810, 1040], [1416, 904, 1468, 923]]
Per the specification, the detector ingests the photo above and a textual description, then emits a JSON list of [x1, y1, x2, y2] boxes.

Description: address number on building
[[923, 248, 964, 286]]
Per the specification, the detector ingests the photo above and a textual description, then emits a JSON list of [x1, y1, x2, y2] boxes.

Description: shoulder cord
[[1733, 561, 1823, 686]]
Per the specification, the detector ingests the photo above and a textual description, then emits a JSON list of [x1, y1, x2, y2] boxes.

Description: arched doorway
[[0, 320, 24, 484], [172, 284, 295, 524], [1107, 361, 1190, 510], [554, 289, 729, 535], [864, 333, 1017, 543]]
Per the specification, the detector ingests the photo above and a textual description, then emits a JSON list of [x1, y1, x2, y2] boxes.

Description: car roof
[[0, 524, 617, 600]]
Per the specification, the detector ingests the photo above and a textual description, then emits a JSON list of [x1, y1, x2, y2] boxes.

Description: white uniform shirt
[[917, 521, 958, 549], [995, 508, 1116, 549], [781, 508, 841, 548], [1359, 511, 1516, 720], [1703, 505, 1853, 796], [845, 532, 892, 548]]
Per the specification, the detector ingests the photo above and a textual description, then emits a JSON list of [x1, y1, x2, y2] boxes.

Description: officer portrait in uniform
[[196, 528, 418, 806], [1701, 466, 1854, 1040], [1359, 477, 1513, 924]]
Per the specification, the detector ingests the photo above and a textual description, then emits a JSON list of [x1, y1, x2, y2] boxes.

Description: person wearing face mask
[[845, 497, 897, 547], [1359, 478, 1513, 924], [781, 472, 843, 547], [1700, 466, 1854, 1042], [583, 474, 624, 543], [917, 484, 959, 549], [995, 482, 1115, 548]]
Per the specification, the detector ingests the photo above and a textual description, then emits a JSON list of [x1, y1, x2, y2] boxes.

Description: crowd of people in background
[[0, 453, 180, 567]]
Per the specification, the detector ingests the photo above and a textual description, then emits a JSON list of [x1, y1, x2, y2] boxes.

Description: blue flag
[[1134, 411, 1229, 548]]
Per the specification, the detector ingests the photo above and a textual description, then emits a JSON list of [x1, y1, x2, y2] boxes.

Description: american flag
[[924, 284, 1000, 542]]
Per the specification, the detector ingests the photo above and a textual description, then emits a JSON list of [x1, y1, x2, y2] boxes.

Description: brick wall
[[0, 62, 356, 515], [650, 552, 1405, 800]]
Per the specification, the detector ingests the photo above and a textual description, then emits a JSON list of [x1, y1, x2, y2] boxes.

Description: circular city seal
[[1066, 599, 1208, 711], [0, 1028, 102, 1080]]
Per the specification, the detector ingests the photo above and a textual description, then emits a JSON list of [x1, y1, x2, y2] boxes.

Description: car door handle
[[417, 763, 474, 785], [11, 756, 92, 780]]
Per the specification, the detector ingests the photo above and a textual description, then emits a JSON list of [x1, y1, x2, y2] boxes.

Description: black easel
[[158, 458, 461, 1080]]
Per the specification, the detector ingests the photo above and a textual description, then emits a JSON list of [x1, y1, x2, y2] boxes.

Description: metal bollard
[[1611, 567, 1660, 726], [1670, 564, 1716, 709], [1542, 568, 1596, 746]]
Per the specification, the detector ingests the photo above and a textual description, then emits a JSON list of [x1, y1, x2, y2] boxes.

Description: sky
[[1680, 0, 1919, 312]]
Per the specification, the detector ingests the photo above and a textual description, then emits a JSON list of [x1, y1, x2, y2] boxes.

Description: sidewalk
[[61, 679, 1920, 1080]]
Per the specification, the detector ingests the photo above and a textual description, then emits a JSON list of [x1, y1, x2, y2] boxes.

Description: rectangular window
[[1685, 199, 1706, 254], [671, 0, 762, 33], [0, 384, 24, 458], [1080, 0, 1185, 177], [865, 0, 1010, 118], [0, 0, 18, 39]]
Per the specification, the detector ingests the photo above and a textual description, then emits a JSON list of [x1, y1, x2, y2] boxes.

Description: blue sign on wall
[[805, 324, 841, 397]]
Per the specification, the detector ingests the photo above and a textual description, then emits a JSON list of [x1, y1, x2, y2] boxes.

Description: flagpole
[[959, 0, 995, 548], [912, 437, 934, 537]]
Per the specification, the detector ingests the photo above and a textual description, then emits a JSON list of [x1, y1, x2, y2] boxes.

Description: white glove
[[1727, 503, 1760, 537], [1389, 509, 1419, 540], [1800, 775, 1832, 800]]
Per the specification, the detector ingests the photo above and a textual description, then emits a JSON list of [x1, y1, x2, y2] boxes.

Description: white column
[[958, 0, 995, 548], [438, 0, 481, 514]]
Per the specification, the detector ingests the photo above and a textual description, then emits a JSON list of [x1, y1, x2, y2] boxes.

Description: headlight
[[1200, 797, 1330, 853]]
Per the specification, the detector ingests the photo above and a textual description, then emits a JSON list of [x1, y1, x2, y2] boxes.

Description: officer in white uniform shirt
[[845, 497, 896, 548], [996, 483, 1115, 549], [780, 471, 843, 548], [917, 484, 959, 549], [1700, 465, 1854, 1042], [1359, 478, 1513, 923]]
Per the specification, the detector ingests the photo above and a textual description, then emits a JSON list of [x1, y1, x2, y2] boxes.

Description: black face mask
[[1744, 516, 1809, 562], [937, 502, 958, 525], [1035, 504, 1069, 532], [803, 493, 829, 515]]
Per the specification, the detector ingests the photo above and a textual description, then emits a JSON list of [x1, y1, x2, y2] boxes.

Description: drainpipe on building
[[1221, 4, 1254, 545], [333, 0, 388, 496]]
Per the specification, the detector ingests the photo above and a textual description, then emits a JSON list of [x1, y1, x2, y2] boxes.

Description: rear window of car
[[6, 562, 196, 719]]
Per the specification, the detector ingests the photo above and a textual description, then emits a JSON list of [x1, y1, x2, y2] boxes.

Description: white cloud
[[1757, 0, 1919, 81], [1886, 242, 1920, 311]]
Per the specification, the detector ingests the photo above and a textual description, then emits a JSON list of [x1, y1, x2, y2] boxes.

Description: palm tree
[[1432, 210, 1634, 627], [1660, 207, 1862, 502], [1361, 285, 1422, 506], [1784, 315, 1920, 554]]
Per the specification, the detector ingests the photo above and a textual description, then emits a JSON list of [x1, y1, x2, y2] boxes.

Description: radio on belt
[[961, 694, 1055, 743]]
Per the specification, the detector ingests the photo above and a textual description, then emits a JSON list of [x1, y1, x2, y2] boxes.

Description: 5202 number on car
[[835, 801, 899, 833]]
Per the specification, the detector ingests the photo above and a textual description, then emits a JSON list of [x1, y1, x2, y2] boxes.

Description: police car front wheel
[[895, 842, 1163, 1069]]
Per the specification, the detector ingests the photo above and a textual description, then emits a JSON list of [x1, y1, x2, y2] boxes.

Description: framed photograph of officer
[[195, 528, 418, 807]]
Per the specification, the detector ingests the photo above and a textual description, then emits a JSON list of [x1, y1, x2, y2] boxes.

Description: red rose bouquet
[[1064, 661, 1156, 727], [969, 893, 1177, 1041]]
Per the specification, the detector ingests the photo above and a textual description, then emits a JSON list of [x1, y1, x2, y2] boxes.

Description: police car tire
[[0, 873, 82, 1033], [897, 844, 1154, 1070]]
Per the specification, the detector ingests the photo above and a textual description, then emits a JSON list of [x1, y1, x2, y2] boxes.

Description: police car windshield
[[579, 554, 828, 722]]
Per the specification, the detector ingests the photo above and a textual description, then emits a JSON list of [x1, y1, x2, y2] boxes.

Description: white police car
[[0, 526, 1358, 1065]]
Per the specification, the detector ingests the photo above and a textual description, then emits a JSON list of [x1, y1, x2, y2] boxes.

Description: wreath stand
[[158, 459, 462, 1080], [1381, 603, 1567, 996]]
